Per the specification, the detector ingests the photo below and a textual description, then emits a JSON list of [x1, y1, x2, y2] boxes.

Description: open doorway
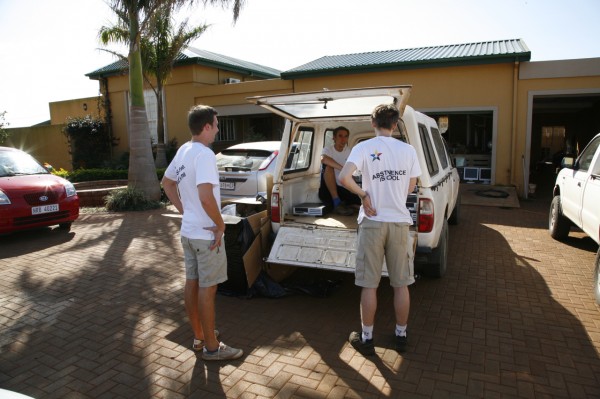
[[426, 111, 495, 184], [528, 93, 600, 199]]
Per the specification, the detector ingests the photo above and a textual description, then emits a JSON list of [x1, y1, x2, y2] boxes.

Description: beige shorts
[[355, 218, 414, 288], [181, 236, 227, 287]]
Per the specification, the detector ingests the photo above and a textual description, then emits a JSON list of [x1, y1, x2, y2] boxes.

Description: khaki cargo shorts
[[181, 236, 228, 287], [355, 218, 415, 288]]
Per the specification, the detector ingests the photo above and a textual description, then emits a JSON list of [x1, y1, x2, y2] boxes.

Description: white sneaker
[[202, 342, 243, 361]]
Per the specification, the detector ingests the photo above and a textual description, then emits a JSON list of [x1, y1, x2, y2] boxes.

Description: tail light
[[259, 150, 278, 171], [418, 198, 434, 233], [271, 192, 280, 223]]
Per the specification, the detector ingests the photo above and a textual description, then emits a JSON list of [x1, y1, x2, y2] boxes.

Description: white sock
[[361, 324, 373, 341], [395, 324, 407, 337]]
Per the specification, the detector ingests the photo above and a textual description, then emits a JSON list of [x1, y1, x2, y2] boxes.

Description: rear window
[[216, 149, 274, 172], [419, 124, 440, 177], [284, 127, 314, 173], [430, 127, 449, 170]]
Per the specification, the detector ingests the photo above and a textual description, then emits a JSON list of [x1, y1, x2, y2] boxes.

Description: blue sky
[[1, 0, 599, 128]]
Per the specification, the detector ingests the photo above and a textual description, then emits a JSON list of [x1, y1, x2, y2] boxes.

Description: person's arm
[[408, 177, 417, 195], [162, 176, 183, 214], [198, 183, 225, 251], [321, 154, 344, 170], [339, 162, 376, 217]]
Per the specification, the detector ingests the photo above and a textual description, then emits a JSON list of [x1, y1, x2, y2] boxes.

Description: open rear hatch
[[247, 86, 412, 122], [247, 86, 414, 275]]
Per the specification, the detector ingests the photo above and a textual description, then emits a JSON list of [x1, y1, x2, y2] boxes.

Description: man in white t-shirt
[[162, 105, 243, 361], [339, 104, 421, 356], [318, 126, 361, 215]]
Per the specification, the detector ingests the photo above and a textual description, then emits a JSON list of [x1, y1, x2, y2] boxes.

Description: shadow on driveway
[[0, 202, 599, 397]]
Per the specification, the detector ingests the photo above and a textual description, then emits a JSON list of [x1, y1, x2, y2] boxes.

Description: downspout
[[510, 60, 519, 192]]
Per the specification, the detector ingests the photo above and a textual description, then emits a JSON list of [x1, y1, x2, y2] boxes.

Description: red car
[[0, 147, 79, 234]]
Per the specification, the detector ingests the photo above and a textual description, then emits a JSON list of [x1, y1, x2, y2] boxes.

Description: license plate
[[220, 182, 235, 190], [31, 204, 59, 215]]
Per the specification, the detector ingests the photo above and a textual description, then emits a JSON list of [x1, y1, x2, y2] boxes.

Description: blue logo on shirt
[[370, 150, 382, 161]]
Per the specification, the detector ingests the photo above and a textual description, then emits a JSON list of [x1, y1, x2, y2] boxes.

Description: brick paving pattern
[[1, 198, 599, 398]]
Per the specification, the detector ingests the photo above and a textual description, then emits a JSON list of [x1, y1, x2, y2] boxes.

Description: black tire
[[58, 222, 72, 232], [448, 193, 460, 225], [549, 196, 570, 240], [429, 219, 448, 278], [594, 249, 600, 306]]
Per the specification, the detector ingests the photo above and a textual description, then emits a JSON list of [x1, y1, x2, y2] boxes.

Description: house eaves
[[280, 39, 531, 79], [86, 46, 281, 80]]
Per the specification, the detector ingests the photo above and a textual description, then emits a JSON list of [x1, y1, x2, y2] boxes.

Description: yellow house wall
[[49, 97, 103, 125], [101, 65, 259, 160], [5, 125, 72, 170], [34, 56, 598, 196], [163, 67, 293, 148], [292, 63, 517, 186]]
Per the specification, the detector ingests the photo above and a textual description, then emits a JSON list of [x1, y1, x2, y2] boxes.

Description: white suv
[[248, 86, 460, 277]]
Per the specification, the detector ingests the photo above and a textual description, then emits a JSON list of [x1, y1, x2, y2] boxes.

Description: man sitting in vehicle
[[319, 126, 361, 215]]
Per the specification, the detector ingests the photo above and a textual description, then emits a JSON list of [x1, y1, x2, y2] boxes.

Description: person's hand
[[362, 193, 377, 217], [204, 225, 225, 251]]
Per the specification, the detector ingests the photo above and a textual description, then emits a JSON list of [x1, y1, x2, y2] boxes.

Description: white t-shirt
[[164, 141, 221, 240], [347, 136, 421, 224], [322, 144, 351, 185]]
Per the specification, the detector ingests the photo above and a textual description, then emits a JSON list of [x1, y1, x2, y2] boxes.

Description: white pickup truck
[[549, 132, 600, 304], [248, 86, 460, 278]]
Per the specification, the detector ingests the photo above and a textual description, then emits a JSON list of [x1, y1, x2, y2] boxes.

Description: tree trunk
[[127, 33, 161, 201], [128, 106, 161, 201]]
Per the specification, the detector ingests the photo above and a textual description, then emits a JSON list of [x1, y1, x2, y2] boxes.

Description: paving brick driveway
[[1, 197, 599, 398]]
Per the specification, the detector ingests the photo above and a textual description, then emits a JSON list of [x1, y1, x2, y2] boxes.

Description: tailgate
[[267, 226, 361, 274], [267, 226, 395, 276]]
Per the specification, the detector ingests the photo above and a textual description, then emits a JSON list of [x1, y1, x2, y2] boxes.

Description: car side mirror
[[561, 156, 574, 169]]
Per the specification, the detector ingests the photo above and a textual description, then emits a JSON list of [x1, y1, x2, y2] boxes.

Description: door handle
[[577, 182, 581, 187]]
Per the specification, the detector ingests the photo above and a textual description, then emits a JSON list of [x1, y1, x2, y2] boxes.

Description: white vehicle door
[[580, 136, 600, 243], [563, 136, 600, 227]]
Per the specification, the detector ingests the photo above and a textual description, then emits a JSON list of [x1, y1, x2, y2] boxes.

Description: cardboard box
[[221, 210, 296, 292]]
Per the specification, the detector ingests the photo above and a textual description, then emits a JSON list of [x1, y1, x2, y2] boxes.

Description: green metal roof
[[86, 46, 281, 79], [281, 39, 531, 79]]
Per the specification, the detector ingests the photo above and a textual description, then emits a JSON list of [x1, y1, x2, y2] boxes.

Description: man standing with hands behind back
[[162, 105, 243, 361], [339, 104, 421, 356]]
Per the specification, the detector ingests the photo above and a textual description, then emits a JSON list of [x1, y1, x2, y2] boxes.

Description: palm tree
[[143, 5, 208, 168], [101, 0, 245, 201]]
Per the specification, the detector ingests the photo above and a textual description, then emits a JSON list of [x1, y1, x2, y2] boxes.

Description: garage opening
[[529, 93, 600, 199], [426, 111, 494, 184]]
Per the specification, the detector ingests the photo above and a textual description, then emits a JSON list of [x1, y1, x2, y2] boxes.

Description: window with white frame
[[144, 89, 158, 144], [217, 117, 236, 142], [126, 90, 161, 144]]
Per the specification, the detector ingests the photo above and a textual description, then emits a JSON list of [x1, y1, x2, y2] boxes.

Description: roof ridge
[[319, 38, 527, 59]]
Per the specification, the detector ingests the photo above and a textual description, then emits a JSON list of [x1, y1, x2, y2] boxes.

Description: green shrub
[[56, 168, 166, 183], [66, 168, 128, 182], [104, 187, 163, 211], [64, 116, 113, 169], [51, 168, 70, 179]]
